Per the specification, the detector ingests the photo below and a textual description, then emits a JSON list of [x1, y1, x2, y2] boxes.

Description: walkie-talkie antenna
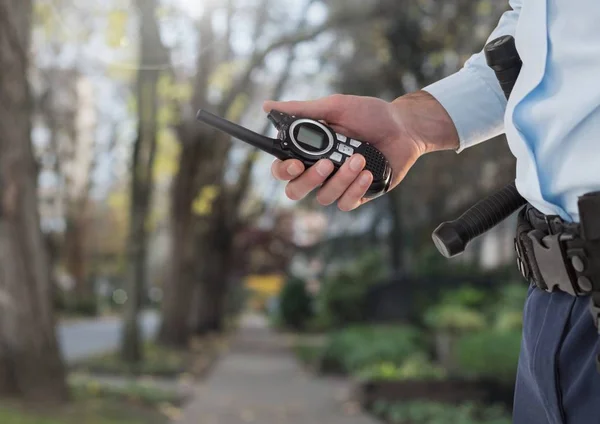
[[196, 109, 285, 159]]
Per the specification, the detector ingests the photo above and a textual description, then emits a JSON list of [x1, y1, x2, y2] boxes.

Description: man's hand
[[264, 91, 459, 211]]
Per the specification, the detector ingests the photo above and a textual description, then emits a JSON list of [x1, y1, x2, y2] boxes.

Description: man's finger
[[263, 95, 344, 121], [271, 159, 305, 181], [316, 154, 366, 206], [337, 170, 373, 212], [285, 159, 334, 201]]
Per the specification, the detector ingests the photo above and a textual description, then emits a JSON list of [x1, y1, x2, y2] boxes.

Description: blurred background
[[0, 0, 524, 423]]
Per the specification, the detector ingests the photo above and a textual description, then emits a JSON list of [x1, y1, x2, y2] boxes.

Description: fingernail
[[316, 160, 333, 177], [350, 155, 364, 172], [287, 163, 302, 177], [360, 173, 371, 187]]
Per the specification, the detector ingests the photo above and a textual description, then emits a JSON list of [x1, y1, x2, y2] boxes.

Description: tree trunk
[[192, 280, 228, 335], [64, 209, 92, 300], [120, 0, 167, 363], [157, 139, 202, 348], [191, 206, 232, 335], [0, 0, 68, 402]]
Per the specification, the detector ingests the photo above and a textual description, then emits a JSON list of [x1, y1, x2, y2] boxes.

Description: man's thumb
[[263, 96, 340, 121]]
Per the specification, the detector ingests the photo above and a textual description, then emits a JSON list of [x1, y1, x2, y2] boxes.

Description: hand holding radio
[[265, 91, 459, 211]]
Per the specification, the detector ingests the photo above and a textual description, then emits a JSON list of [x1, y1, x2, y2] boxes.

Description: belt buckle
[[527, 230, 578, 295], [514, 237, 530, 281]]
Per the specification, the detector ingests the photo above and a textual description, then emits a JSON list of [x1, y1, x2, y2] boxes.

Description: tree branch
[[224, 0, 236, 61], [191, 7, 218, 110], [228, 0, 316, 228], [218, 5, 388, 116]]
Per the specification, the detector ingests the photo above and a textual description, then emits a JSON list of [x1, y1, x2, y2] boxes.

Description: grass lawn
[[0, 372, 188, 424], [0, 398, 168, 424], [72, 341, 189, 377]]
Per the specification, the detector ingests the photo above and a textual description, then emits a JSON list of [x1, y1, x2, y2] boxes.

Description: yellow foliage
[[477, 0, 493, 16], [126, 91, 138, 115], [372, 26, 391, 64], [245, 275, 284, 296], [157, 73, 174, 98], [225, 93, 251, 122], [34, 2, 56, 36], [192, 185, 220, 216], [106, 9, 129, 48], [172, 83, 194, 102], [157, 74, 193, 103], [208, 61, 243, 92], [157, 105, 176, 127], [107, 189, 130, 212], [153, 128, 181, 180], [106, 62, 137, 82]]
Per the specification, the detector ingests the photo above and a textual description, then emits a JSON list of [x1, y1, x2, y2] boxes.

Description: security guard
[[265, 1, 600, 423]]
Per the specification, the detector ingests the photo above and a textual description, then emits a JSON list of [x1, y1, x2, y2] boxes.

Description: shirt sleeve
[[422, 0, 523, 153]]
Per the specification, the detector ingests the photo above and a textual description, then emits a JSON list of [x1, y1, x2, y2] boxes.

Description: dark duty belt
[[514, 192, 600, 371]]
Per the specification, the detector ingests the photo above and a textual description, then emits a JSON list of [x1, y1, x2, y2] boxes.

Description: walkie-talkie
[[196, 109, 393, 199]]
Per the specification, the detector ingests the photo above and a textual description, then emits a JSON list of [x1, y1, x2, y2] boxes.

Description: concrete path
[[177, 314, 378, 424], [58, 310, 160, 362]]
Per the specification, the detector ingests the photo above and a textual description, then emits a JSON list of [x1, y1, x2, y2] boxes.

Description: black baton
[[432, 35, 527, 258]]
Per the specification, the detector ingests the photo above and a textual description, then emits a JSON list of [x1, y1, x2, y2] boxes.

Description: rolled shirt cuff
[[422, 66, 507, 153]]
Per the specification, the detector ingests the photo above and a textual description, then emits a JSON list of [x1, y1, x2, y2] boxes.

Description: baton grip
[[432, 183, 526, 258], [432, 35, 526, 258]]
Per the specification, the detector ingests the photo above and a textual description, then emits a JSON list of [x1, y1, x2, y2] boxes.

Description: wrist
[[391, 90, 460, 154]]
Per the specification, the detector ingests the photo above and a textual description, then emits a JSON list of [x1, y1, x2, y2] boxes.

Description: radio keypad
[[329, 152, 343, 164], [337, 143, 354, 156]]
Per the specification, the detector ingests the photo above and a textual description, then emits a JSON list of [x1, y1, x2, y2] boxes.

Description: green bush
[[422, 286, 488, 333], [492, 284, 527, 331], [320, 325, 424, 374], [455, 330, 522, 383], [294, 343, 323, 366], [440, 287, 487, 309], [317, 250, 386, 328], [279, 277, 313, 331], [317, 270, 369, 327], [356, 353, 447, 381], [71, 297, 99, 316], [424, 304, 486, 332], [372, 400, 511, 424]]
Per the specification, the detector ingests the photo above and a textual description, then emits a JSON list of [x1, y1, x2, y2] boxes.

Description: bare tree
[[190, 0, 318, 336], [120, 0, 170, 363], [158, 0, 391, 347], [0, 0, 67, 402]]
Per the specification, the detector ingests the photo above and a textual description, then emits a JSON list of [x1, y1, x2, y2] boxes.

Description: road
[[57, 311, 161, 362]]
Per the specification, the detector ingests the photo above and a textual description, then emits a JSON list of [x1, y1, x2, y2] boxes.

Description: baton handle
[[432, 35, 526, 258]]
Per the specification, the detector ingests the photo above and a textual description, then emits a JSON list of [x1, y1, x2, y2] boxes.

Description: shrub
[[294, 343, 323, 367], [455, 330, 522, 383], [317, 250, 386, 328], [71, 297, 99, 317], [492, 283, 527, 331], [423, 286, 488, 333], [423, 304, 486, 333], [320, 325, 424, 374], [371, 400, 511, 424], [440, 287, 487, 310], [356, 353, 447, 381], [279, 277, 313, 331]]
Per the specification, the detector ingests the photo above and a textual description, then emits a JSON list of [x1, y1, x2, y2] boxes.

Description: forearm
[[391, 90, 460, 154]]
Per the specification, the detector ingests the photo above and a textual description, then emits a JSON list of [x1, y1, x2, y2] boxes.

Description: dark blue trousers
[[513, 284, 600, 423]]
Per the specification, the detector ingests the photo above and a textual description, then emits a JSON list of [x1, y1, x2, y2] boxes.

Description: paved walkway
[[177, 314, 379, 424]]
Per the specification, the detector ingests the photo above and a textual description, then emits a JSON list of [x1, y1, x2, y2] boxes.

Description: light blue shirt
[[423, 0, 600, 223]]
